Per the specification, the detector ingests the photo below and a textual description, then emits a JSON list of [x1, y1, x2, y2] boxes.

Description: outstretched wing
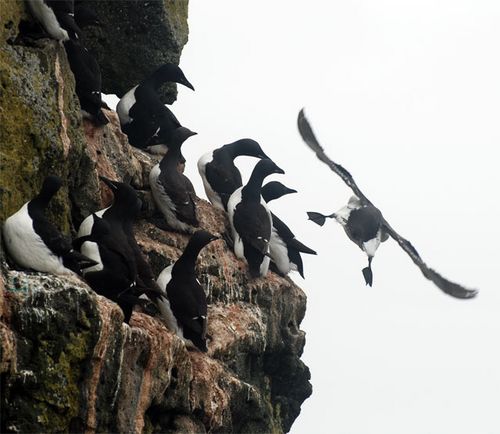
[[297, 109, 477, 299]]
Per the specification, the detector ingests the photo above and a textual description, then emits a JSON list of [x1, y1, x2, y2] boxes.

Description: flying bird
[[297, 108, 477, 299], [308, 196, 387, 286]]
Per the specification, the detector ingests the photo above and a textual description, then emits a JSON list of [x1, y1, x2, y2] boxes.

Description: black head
[[252, 159, 285, 178], [99, 176, 142, 218], [228, 139, 269, 159], [152, 63, 195, 90], [168, 127, 197, 150], [37, 175, 63, 201], [261, 181, 297, 203], [188, 230, 220, 250]]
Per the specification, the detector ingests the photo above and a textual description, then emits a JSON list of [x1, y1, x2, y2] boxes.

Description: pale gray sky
[[110, 1, 500, 432]]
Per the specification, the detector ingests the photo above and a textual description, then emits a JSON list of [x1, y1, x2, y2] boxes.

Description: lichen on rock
[[0, 1, 312, 432]]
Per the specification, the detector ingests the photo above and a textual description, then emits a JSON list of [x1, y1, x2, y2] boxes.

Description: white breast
[[154, 264, 182, 335], [197, 151, 224, 210], [116, 85, 138, 125], [268, 227, 292, 275], [80, 241, 103, 273], [362, 233, 382, 258], [3, 203, 70, 274], [77, 208, 108, 238], [227, 187, 244, 259], [27, 0, 69, 41]]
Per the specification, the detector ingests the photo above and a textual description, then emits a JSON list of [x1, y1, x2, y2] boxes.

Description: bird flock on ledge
[[3, 0, 478, 353]]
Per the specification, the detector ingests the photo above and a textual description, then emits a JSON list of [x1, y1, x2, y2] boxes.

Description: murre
[[227, 159, 285, 278], [198, 138, 269, 211], [261, 181, 317, 278], [3, 175, 96, 275], [308, 195, 388, 286], [155, 230, 219, 352]]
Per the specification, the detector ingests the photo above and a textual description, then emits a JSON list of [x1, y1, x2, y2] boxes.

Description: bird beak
[[287, 188, 298, 195], [274, 166, 285, 175], [181, 78, 195, 91], [99, 176, 118, 190]]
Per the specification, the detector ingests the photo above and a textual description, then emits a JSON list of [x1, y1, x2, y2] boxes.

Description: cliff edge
[[0, 2, 312, 432]]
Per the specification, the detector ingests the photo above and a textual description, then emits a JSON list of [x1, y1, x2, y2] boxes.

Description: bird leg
[[362, 256, 373, 287]]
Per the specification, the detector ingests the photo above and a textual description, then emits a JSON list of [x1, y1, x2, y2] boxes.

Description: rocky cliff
[[0, 1, 312, 432]]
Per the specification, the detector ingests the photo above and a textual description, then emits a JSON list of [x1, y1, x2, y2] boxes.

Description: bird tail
[[307, 211, 334, 227], [362, 257, 374, 287], [289, 238, 317, 255]]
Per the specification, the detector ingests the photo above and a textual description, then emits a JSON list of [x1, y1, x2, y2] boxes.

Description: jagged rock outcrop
[[82, 0, 189, 103], [0, 1, 312, 433]]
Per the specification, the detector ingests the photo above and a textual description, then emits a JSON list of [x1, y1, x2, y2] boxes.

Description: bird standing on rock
[[3, 175, 96, 275], [155, 230, 220, 352], [25, 0, 74, 41], [117, 63, 195, 152], [198, 138, 269, 211], [261, 181, 317, 278], [308, 195, 388, 286], [227, 159, 285, 278], [78, 176, 166, 306], [149, 127, 199, 233], [75, 214, 160, 323], [64, 39, 109, 126]]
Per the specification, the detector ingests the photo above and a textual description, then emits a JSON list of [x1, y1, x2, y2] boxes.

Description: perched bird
[[78, 177, 165, 305], [116, 63, 194, 151], [198, 138, 269, 211], [149, 127, 199, 233], [64, 39, 109, 125], [227, 159, 285, 278], [261, 181, 317, 278], [2, 175, 96, 275], [308, 196, 388, 286], [75, 215, 154, 323], [77, 176, 140, 238], [25, 0, 74, 41], [155, 230, 219, 352]]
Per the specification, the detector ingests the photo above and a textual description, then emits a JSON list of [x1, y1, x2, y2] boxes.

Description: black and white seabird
[[64, 39, 108, 126], [155, 230, 219, 352], [75, 214, 154, 323], [149, 127, 199, 233], [25, 0, 75, 41], [227, 159, 285, 278], [261, 181, 317, 278], [78, 177, 165, 305], [2, 175, 96, 275], [198, 139, 269, 211], [116, 63, 194, 151], [308, 195, 388, 286]]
